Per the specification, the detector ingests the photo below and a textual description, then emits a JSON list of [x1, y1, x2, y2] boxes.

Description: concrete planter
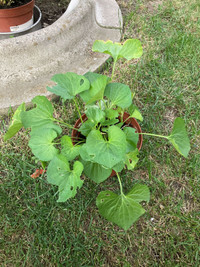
[[0, 0, 122, 115]]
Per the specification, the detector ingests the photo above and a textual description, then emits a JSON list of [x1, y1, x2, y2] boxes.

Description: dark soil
[[0, 0, 70, 27], [35, 0, 70, 26]]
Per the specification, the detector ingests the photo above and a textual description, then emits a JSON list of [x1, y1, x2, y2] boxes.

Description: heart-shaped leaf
[[81, 160, 112, 183], [128, 104, 143, 121], [96, 184, 150, 230], [86, 106, 105, 124], [167, 118, 190, 158], [105, 109, 119, 120], [123, 127, 139, 153], [29, 128, 59, 161], [125, 149, 139, 170], [61, 135, 81, 161], [92, 39, 143, 62], [104, 83, 132, 108], [79, 120, 95, 136], [80, 73, 109, 104], [86, 126, 127, 169], [112, 161, 125, 173], [92, 40, 122, 62], [47, 72, 90, 100], [47, 154, 83, 202], [4, 103, 25, 141], [119, 39, 143, 60], [21, 96, 55, 130]]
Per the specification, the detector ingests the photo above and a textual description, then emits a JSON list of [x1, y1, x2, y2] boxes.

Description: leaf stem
[[53, 119, 78, 131], [116, 172, 124, 195], [139, 132, 168, 139], [73, 98, 83, 124], [111, 60, 117, 81]]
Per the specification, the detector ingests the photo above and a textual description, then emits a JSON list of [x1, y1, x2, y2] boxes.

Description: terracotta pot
[[72, 112, 143, 177], [0, 0, 34, 33]]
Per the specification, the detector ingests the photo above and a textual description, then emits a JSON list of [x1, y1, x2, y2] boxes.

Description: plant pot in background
[[71, 112, 143, 177], [0, 0, 34, 32]]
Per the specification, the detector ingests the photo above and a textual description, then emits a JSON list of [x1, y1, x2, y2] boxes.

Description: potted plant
[[0, 0, 34, 32], [4, 39, 190, 230]]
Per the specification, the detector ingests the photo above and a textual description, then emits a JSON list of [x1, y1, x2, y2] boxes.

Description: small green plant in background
[[4, 39, 190, 230]]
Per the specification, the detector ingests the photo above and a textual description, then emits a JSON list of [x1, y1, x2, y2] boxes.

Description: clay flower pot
[[71, 112, 143, 176], [0, 0, 34, 32]]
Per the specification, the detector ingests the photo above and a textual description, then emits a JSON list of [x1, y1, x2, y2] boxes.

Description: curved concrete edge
[[0, 0, 122, 115]]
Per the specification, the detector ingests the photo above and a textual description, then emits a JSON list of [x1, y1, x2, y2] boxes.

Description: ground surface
[[0, 0, 200, 266]]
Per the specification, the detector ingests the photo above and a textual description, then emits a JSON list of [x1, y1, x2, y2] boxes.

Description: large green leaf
[[126, 184, 150, 202], [81, 160, 112, 183], [123, 127, 139, 153], [85, 106, 105, 124], [128, 104, 143, 122], [86, 126, 127, 169], [47, 72, 90, 100], [28, 128, 59, 161], [125, 149, 139, 170], [104, 83, 132, 108], [167, 118, 190, 158], [92, 39, 143, 62], [119, 39, 143, 60], [47, 154, 83, 202], [92, 40, 122, 62], [105, 109, 119, 120], [4, 103, 25, 141], [80, 73, 109, 104], [21, 96, 55, 129], [61, 135, 81, 161], [96, 184, 150, 230], [79, 120, 95, 136]]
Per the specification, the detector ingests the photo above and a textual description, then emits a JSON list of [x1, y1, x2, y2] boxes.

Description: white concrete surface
[[0, 0, 122, 114]]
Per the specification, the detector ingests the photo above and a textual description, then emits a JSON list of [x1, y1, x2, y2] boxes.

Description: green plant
[[4, 39, 190, 230], [0, 0, 14, 7]]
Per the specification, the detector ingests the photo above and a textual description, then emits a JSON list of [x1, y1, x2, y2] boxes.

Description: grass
[[0, 0, 200, 265]]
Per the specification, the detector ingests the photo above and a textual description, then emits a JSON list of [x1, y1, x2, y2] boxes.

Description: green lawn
[[0, 0, 199, 266]]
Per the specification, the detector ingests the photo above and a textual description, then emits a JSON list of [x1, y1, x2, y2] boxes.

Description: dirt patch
[[35, 0, 70, 27], [146, 0, 163, 13]]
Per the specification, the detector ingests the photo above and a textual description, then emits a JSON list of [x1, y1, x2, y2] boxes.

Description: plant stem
[[116, 172, 124, 195], [139, 132, 168, 139], [53, 119, 78, 131], [111, 60, 117, 81], [73, 98, 83, 124], [123, 115, 131, 124]]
